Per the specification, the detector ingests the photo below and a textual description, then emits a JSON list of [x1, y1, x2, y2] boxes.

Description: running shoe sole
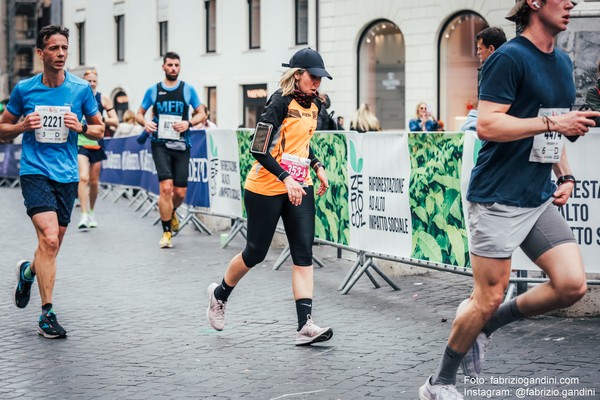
[[295, 328, 333, 346], [13, 259, 32, 308], [37, 327, 67, 339]]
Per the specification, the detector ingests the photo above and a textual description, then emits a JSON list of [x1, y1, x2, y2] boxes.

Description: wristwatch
[[80, 123, 88, 134], [556, 175, 575, 186]]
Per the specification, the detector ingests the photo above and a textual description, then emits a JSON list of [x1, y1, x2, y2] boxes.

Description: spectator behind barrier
[[350, 103, 381, 133], [409, 102, 438, 132], [585, 60, 600, 111], [193, 104, 217, 129], [114, 110, 143, 138]]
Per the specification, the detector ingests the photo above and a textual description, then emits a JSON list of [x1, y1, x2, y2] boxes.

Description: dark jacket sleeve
[[585, 83, 600, 111], [251, 90, 290, 181]]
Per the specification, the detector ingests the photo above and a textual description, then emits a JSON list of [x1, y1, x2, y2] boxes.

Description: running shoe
[[460, 332, 491, 378], [159, 231, 173, 248], [14, 260, 34, 308], [294, 315, 333, 346], [38, 310, 67, 339], [171, 213, 180, 233], [78, 213, 89, 229], [419, 375, 464, 400], [87, 211, 98, 228], [206, 283, 226, 331]]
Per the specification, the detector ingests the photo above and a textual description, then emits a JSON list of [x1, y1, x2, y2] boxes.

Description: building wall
[[1, 2, 9, 101], [60, 0, 599, 130]]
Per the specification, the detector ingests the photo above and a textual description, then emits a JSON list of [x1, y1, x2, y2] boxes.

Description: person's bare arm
[[0, 111, 39, 142], [136, 106, 157, 132], [477, 100, 599, 142], [64, 111, 104, 140], [101, 94, 119, 128]]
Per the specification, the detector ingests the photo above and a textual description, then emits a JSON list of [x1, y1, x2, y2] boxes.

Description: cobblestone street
[[1, 187, 599, 400]]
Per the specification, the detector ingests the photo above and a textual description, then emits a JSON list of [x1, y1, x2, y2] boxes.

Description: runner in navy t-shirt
[[420, 1, 600, 399]]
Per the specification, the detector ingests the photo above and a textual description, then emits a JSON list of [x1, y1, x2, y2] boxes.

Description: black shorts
[[78, 146, 107, 164], [151, 141, 190, 187], [20, 174, 78, 227], [242, 187, 315, 267]]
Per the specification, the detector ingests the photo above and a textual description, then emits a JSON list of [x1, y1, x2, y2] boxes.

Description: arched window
[[438, 12, 487, 131], [357, 20, 405, 130]]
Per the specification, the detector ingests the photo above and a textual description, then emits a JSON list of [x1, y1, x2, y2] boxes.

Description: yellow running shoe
[[170, 213, 180, 232], [159, 231, 173, 248]]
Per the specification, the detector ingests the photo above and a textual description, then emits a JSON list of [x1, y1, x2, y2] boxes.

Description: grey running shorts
[[467, 198, 576, 260]]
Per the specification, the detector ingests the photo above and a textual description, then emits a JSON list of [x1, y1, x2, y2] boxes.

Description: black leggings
[[242, 187, 315, 268]]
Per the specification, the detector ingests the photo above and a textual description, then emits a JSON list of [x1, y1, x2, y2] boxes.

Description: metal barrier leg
[[369, 261, 400, 290], [128, 189, 147, 207], [141, 197, 159, 218], [272, 246, 291, 271], [188, 213, 212, 235], [101, 184, 114, 199], [363, 269, 381, 289], [312, 254, 326, 268], [517, 270, 528, 295], [338, 254, 363, 291], [340, 257, 374, 295], [504, 283, 517, 302], [222, 219, 246, 248]]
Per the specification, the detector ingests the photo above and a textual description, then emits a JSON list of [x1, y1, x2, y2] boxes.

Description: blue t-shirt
[[140, 81, 201, 147], [467, 36, 575, 207], [7, 71, 99, 183]]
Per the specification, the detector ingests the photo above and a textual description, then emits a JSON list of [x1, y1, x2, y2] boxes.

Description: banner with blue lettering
[[0, 143, 21, 178], [101, 132, 209, 207], [185, 130, 210, 207]]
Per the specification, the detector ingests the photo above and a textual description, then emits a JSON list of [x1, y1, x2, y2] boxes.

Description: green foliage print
[[408, 132, 470, 268], [311, 132, 349, 245], [236, 129, 255, 217]]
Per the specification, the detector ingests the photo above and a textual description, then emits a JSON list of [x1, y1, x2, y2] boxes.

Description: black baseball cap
[[282, 48, 333, 80]]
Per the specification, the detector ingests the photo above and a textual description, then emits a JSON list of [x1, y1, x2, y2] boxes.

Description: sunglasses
[[84, 69, 97, 76]]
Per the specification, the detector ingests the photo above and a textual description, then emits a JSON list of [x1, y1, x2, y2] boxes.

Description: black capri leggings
[[242, 187, 315, 268]]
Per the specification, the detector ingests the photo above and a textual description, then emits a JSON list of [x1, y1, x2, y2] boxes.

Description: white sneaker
[[294, 315, 333, 346], [206, 283, 226, 331], [87, 211, 98, 228], [460, 332, 491, 378], [78, 213, 89, 229], [419, 375, 464, 400]]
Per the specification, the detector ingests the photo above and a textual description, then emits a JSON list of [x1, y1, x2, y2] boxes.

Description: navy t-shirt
[[467, 36, 575, 207]]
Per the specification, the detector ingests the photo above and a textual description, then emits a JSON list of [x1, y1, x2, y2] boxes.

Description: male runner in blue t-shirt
[[135, 51, 205, 249], [0, 25, 104, 339], [420, 1, 600, 399]]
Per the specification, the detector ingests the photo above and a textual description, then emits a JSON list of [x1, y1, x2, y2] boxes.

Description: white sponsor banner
[[207, 129, 243, 218], [462, 130, 600, 273], [347, 132, 412, 257]]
